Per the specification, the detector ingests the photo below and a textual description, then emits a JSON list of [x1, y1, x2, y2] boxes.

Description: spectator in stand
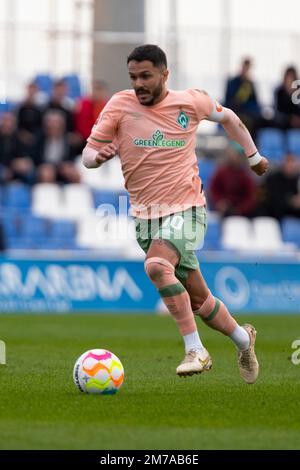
[[75, 80, 109, 140], [208, 143, 257, 217], [16, 81, 44, 138], [260, 153, 300, 220], [46, 78, 84, 155], [274, 66, 300, 129], [224, 58, 262, 136], [0, 112, 35, 184], [34, 110, 80, 184], [46, 79, 75, 132]]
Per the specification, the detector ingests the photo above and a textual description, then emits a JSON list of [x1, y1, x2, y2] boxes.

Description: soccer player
[[82, 45, 269, 383]]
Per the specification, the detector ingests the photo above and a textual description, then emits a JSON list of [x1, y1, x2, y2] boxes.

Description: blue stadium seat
[[286, 129, 300, 158], [1, 214, 21, 238], [203, 217, 221, 250], [282, 217, 300, 247], [3, 184, 31, 212], [257, 128, 286, 162], [198, 158, 217, 189], [22, 216, 49, 239], [35, 238, 78, 250], [0, 101, 16, 113], [6, 237, 33, 250], [34, 74, 54, 96], [92, 190, 129, 214], [51, 220, 76, 239], [63, 74, 82, 100], [55, 238, 78, 250]]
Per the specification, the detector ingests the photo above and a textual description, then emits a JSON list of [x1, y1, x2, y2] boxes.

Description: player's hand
[[251, 156, 269, 176], [95, 143, 118, 164]]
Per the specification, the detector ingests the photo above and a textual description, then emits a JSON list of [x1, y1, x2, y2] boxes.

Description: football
[[73, 349, 124, 394]]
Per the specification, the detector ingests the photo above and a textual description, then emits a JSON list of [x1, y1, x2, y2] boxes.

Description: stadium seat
[[22, 216, 50, 239], [77, 214, 134, 253], [92, 190, 130, 214], [286, 129, 300, 158], [1, 214, 22, 238], [257, 128, 286, 162], [222, 216, 253, 250], [77, 215, 105, 249], [3, 184, 31, 212], [76, 156, 104, 189], [32, 184, 64, 219], [252, 217, 284, 250], [51, 220, 76, 239], [5, 237, 33, 250], [34, 74, 53, 96], [282, 217, 300, 248], [203, 214, 221, 250], [118, 215, 145, 259], [63, 184, 94, 220], [102, 157, 125, 190], [63, 74, 82, 100], [93, 190, 120, 209], [197, 158, 217, 190], [37, 238, 78, 250], [0, 101, 16, 113], [76, 155, 125, 191]]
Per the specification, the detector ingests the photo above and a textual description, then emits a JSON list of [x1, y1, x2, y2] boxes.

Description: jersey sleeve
[[87, 95, 120, 147], [188, 89, 225, 122]]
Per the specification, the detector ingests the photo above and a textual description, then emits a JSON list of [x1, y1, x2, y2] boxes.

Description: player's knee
[[192, 291, 214, 316], [190, 291, 210, 313], [191, 302, 202, 312], [144, 257, 174, 282], [145, 261, 164, 282], [191, 297, 208, 312]]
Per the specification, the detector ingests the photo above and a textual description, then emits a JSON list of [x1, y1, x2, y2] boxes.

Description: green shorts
[[135, 206, 207, 284]]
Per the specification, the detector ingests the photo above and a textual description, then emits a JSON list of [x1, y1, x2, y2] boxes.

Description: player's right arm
[[82, 95, 119, 169], [82, 142, 118, 168]]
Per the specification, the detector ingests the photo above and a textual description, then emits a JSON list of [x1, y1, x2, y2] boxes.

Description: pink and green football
[[73, 349, 124, 394]]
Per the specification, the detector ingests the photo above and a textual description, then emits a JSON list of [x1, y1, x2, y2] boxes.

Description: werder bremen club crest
[[177, 111, 189, 129]]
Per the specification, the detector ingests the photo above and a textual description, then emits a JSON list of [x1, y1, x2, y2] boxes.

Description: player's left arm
[[82, 142, 118, 168], [207, 103, 269, 176]]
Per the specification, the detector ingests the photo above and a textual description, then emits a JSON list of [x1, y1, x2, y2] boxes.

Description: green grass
[[0, 313, 299, 450]]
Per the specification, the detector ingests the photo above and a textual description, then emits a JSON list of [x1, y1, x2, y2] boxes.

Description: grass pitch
[[0, 313, 299, 450]]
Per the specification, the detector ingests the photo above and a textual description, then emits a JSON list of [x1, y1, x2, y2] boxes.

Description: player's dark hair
[[127, 44, 167, 69]]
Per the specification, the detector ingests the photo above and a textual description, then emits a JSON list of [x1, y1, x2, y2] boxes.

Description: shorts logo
[[177, 111, 189, 129], [133, 130, 186, 148]]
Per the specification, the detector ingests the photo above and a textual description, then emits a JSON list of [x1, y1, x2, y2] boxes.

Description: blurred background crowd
[[0, 0, 300, 254], [1, 61, 300, 211]]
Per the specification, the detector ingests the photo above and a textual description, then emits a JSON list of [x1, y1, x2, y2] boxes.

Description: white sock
[[230, 325, 250, 351], [183, 330, 205, 353]]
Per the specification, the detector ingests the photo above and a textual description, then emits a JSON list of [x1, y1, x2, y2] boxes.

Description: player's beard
[[136, 79, 164, 106]]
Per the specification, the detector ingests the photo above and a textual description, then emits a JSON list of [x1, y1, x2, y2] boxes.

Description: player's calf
[[193, 292, 259, 383], [193, 291, 237, 336], [145, 257, 211, 375]]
